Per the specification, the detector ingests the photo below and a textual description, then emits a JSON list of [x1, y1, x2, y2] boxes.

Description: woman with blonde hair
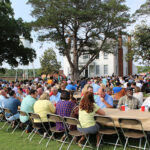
[[81, 84, 91, 97], [34, 92, 56, 131]]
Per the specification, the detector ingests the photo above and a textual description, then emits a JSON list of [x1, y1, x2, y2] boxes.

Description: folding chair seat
[[28, 112, 49, 144], [64, 116, 93, 150], [2, 108, 20, 134], [118, 118, 150, 150], [95, 115, 122, 150], [46, 113, 67, 149]]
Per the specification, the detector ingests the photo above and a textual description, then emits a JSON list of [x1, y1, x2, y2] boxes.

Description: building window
[[104, 65, 108, 74], [104, 53, 108, 59], [96, 53, 99, 59], [89, 65, 94, 76], [83, 55, 88, 59], [96, 65, 100, 75]]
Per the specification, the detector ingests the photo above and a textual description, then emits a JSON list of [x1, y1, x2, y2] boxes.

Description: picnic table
[[100, 108, 150, 131]]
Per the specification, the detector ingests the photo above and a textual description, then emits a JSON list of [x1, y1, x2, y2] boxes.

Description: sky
[[7, 0, 147, 69]]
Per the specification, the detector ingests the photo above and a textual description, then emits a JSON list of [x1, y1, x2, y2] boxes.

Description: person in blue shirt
[[3, 90, 21, 121], [50, 87, 61, 104], [113, 82, 122, 94], [79, 78, 87, 90], [95, 88, 113, 109], [66, 81, 76, 91], [92, 81, 101, 93], [102, 78, 107, 86]]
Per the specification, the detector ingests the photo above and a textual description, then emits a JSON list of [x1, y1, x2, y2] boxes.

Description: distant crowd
[[0, 74, 150, 146]]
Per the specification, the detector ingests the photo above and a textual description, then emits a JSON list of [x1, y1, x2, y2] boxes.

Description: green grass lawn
[[0, 122, 138, 150]]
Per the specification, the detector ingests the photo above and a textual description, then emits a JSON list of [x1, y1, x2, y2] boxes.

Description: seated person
[[78, 91, 105, 146], [20, 89, 37, 132], [87, 86, 100, 101], [3, 90, 21, 123], [34, 92, 56, 132], [87, 86, 93, 93], [37, 88, 44, 99], [133, 86, 143, 107], [92, 80, 101, 93], [50, 86, 61, 105], [56, 90, 75, 131], [106, 87, 113, 96], [142, 96, 150, 107], [95, 88, 113, 109], [81, 83, 91, 97], [113, 82, 122, 94], [118, 87, 140, 109], [0, 90, 8, 109], [16, 88, 26, 102], [66, 81, 76, 91]]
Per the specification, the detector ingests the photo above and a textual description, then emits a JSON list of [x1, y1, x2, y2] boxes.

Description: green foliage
[[130, 24, 150, 66], [0, 0, 36, 69], [137, 66, 150, 73], [0, 68, 40, 77], [27, 0, 131, 79], [40, 48, 61, 75], [134, 0, 150, 16]]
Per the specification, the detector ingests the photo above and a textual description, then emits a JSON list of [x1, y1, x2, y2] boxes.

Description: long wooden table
[[100, 108, 150, 131]]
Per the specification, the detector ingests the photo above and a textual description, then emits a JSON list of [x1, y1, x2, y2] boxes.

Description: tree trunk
[[71, 31, 80, 80], [71, 67, 80, 80]]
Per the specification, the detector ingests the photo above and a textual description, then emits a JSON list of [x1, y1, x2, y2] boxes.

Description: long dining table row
[[99, 108, 150, 131]]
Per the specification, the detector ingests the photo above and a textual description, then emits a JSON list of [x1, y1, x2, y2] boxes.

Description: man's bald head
[[37, 88, 43, 96], [0, 90, 7, 97]]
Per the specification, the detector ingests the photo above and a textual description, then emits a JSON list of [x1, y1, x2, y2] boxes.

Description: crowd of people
[[0, 74, 150, 146]]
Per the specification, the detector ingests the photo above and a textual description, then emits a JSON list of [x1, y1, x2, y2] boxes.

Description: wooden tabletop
[[100, 108, 150, 131]]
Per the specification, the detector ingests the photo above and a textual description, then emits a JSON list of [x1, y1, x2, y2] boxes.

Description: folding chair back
[[2, 108, 20, 134], [3, 108, 12, 114], [118, 118, 150, 149], [47, 113, 63, 123], [64, 116, 80, 126], [28, 112, 49, 143], [18, 110, 28, 116], [29, 113, 41, 120], [118, 118, 142, 129], [63, 116, 92, 150], [46, 113, 67, 148], [95, 115, 122, 150], [95, 115, 115, 127]]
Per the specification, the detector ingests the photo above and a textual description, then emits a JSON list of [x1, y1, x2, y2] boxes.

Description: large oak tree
[[0, 0, 36, 70], [28, 0, 130, 79]]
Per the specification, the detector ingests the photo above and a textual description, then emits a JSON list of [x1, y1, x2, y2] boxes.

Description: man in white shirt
[[136, 81, 142, 89], [0, 90, 7, 108]]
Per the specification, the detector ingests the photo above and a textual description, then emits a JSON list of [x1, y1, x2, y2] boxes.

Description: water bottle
[[145, 105, 148, 112], [125, 104, 128, 111]]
